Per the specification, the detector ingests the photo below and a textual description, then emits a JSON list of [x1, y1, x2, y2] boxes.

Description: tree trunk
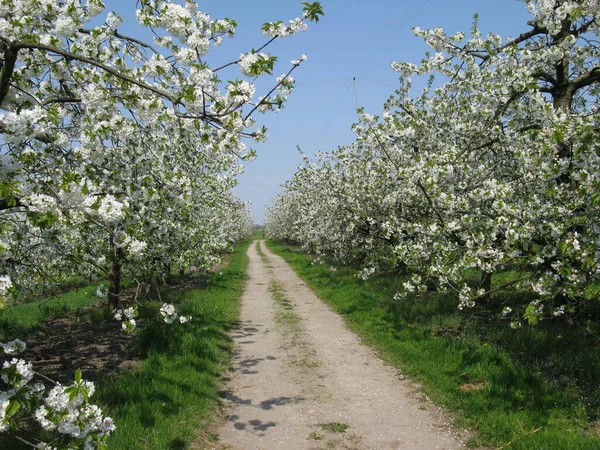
[[481, 271, 492, 294], [395, 261, 408, 275], [107, 247, 124, 310]]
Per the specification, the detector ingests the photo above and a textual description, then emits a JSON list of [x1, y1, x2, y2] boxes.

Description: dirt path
[[215, 240, 465, 449]]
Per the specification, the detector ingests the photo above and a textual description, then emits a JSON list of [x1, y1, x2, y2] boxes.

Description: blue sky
[[105, 0, 532, 223]]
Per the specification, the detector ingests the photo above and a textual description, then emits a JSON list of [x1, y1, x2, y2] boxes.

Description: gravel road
[[215, 240, 465, 449]]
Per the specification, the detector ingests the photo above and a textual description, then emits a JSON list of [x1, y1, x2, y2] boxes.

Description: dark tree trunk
[[395, 261, 408, 275], [107, 247, 124, 309], [425, 278, 437, 291], [481, 271, 492, 294]]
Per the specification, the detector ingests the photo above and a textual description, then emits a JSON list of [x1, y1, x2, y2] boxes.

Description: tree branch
[[0, 197, 23, 211], [500, 22, 547, 51], [79, 27, 160, 54], [571, 66, 600, 92], [41, 96, 82, 106], [12, 42, 179, 104], [0, 44, 19, 106], [243, 63, 298, 120]]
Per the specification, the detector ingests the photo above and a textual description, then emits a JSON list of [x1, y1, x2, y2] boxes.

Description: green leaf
[[301, 2, 325, 22], [123, 321, 136, 333], [559, 240, 568, 255], [523, 304, 539, 325], [64, 386, 79, 401], [5, 400, 20, 418]]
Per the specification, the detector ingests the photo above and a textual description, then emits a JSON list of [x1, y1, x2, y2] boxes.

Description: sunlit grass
[[0, 281, 106, 341], [97, 239, 251, 449], [0, 240, 251, 450]]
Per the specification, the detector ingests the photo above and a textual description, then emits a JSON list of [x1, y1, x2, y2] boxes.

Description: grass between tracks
[[265, 239, 600, 450]]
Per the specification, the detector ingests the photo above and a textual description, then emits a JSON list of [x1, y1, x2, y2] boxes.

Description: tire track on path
[[215, 240, 465, 449]]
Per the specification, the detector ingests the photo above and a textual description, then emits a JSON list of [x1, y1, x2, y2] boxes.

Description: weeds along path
[[215, 240, 464, 449]]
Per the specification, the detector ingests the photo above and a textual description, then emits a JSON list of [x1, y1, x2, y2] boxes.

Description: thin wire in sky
[[256, 77, 350, 93], [355, 77, 398, 89], [358, 0, 431, 77], [295, 77, 352, 88], [351, 77, 400, 110], [324, 78, 354, 128], [353, 77, 360, 109]]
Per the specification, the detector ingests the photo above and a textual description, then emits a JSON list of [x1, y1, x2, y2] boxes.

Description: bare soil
[[20, 274, 209, 384], [23, 317, 140, 384], [215, 240, 466, 449]]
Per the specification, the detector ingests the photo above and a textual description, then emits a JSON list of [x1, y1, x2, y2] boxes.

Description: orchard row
[[266, 0, 600, 328]]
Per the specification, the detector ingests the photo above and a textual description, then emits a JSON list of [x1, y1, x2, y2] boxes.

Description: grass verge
[[0, 239, 251, 449], [0, 281, 106, 341], [266, 239, 600, 450], [96, 239, 251, 449]]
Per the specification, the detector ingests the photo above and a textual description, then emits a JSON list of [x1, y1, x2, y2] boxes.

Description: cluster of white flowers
[[239, 52, 269, 77], [0, 276, 12, 298], [114, 306, 138, 332], [0, 339, 26, 355], [27, 193, 56, 213], [291, 53, 307, 66], [358, 265, 377, 281], [54, 15, 79, 37], [252, 126, 268, 143], [2, 357, 34, 388], [159, 303, 192, 324], [106, 11, 123, 30], [226, 80, 256, 104], [122, 237, 147, 259], [186, 32, 210, 53], [96, 284, 108, 298], [0, 340, 114, 446], [97, 195, 126, 225], [262, 17, 309, 38], [37, 383, 114, 439]]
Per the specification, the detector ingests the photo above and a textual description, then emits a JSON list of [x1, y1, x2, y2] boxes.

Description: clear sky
[[104, 0, 532, 223]]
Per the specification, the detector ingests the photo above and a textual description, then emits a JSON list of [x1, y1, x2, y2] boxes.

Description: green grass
[[0, 281, 106, 340], [255, 240, 269, 263], [266, 239, 600, 450], [0, 239, 251, 450], [319, 422, 349, 433], [96, 239, 251, 449], [269, 279, 301, 328]]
